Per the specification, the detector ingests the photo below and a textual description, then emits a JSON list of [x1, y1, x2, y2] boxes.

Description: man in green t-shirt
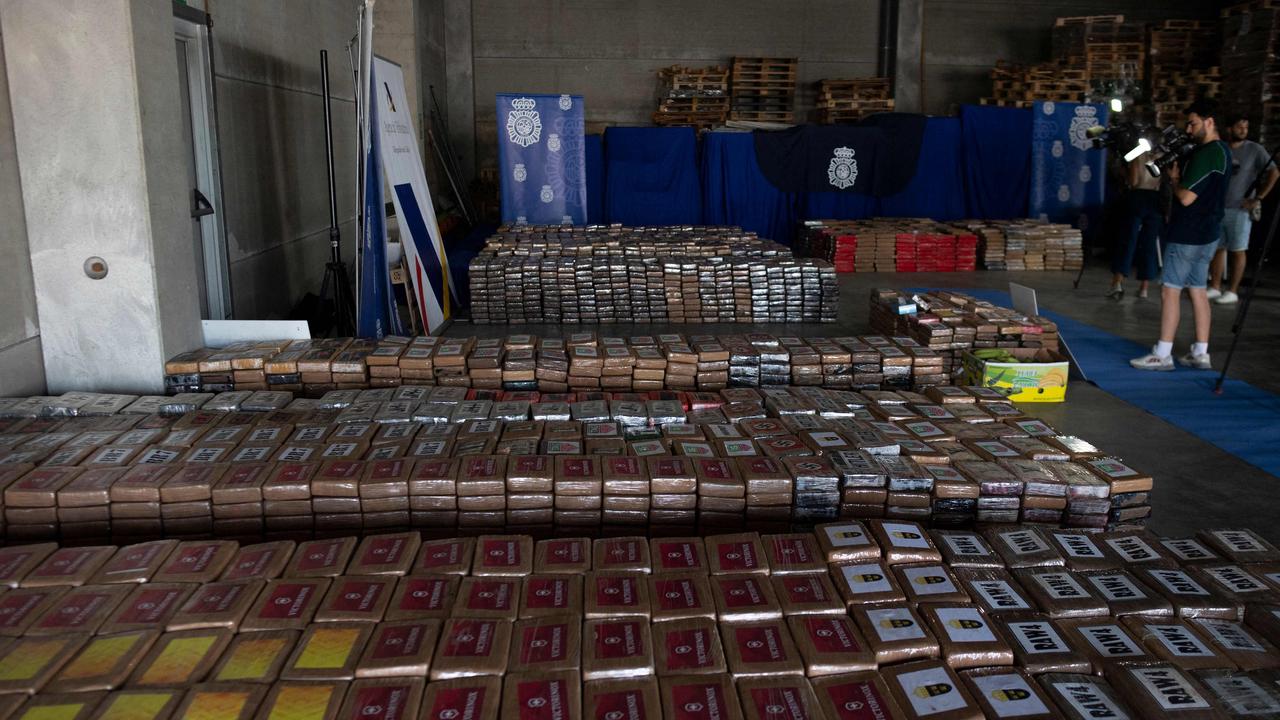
[[1130, 99, 1232, 371]]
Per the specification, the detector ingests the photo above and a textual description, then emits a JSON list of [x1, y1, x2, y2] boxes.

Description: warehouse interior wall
[[466, 0, 882, 170], [0, 26, 44, 396], [195, 0, 362, 320], [923, 0, 1220, 114]]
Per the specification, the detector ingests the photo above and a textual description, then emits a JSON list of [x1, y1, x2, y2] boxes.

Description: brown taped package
[[1080, 570, 1174, 617], [509, 615, 581, 674], [286, 538, 356, 578], [0, 542, 56, 588], [881, 659, 982, 720], [585, 572, 650, 620], [760, 534, 826, 575], [931, 530, 1002, 569], [241, 578, 329, 632], [852, 604, 939, 665], [258, 680, 349, 720], [89, 540, 178, 585], [518, 575, 582, 620], [582, 618, 653, 680], [357, 619, 440, 678], [280, 622, 371, 681], [221, 541, 294, 582], [152, 540, 236, 584], [920, 603, 1014, 669], [348, 533, 420, 577], [812, 671, 906, 719], [652, 618, 727, 676], [659, 675, 744, 720], [1098, 529, 1173, 566], [207, 629, 297, 684], [650, 538, 706, 575], [833, 560, 906, 607], [736, 676, 822, 720], [129, 628, 233, 688], [431, 618, 513, 680], [583, 678, 660, 720], [1055, 618, 1151, 672], [1105, 662, 1228, 719], [649, 572, 715, 623], [45, 628, 158, 693], [383, 575, 457, 622], [1121, 616, 1235, 671], [315, 575, 394, 623], [14, 692, 104, 720], [771, 573, 844, 616], [704, 534, 768, 576], [894, 564, 969, 604], [1191, 565, 1277, 605], [1193, 667, 1280, 717], [986, 528, 1065, 570], [1197, 528, 1280, 564], [719, 619, 804, 676], [1043, 530, 1118, 572], [1015, 569, 1109, 619], [472, 536, 534, 577], [100, 582, 193, 634], [1135, 566, 1241, 620], [710, 574, 781, 623], [456, 577, 520, 621], [0, 587, 65, 637], [413, 538, 475, 576], [870, 520, 941, 564], [423, 676, 502, 720], [959, 667, 1063, 719], [22, 545, 115, 588], [1188, 617, 1280, 671], [814, 522, 882, 563], [787, 614, 876, 676], [994, 612, 1092, 675], [338, 677, 424, 720], [27, 584, 130, 636], [499, 669, 582, 720]]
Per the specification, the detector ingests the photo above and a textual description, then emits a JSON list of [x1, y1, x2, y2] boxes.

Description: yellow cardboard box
[[961, 348, 1069, 403]]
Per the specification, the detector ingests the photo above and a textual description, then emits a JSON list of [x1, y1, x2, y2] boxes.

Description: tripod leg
[[1214, 200, 1280, 393]]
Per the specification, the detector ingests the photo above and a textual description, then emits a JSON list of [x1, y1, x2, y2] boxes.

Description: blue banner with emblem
[[1030, 101, 1108, 233], [497, 93, 587, 224]]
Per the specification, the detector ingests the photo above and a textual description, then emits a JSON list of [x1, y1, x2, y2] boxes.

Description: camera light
[[1124, 138, 1152, 163], [1110, 97, 1124, 113]]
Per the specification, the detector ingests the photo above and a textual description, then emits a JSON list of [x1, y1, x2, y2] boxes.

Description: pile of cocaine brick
[[468, 226, 838, 324], [0, 524, 1277, 720], [950, 220, 1084, 272], [0, 381, 1152, 540], [159, 333, 960, 396], [871, 289, 1060, 378], [793, 220, 978, 274]]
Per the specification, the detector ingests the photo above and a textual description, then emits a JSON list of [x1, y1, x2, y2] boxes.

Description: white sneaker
[[1206, 288, 1222, 299], [1214, 291, 1238, 305], [1178, 352, 1212, 370], [1130, 353, 1174, 371]]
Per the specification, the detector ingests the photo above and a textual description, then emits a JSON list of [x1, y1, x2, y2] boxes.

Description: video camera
[[1086, 121, 1197, 178]]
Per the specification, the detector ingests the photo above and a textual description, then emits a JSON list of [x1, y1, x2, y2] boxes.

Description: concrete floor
[[445, 259, 1280, 542]]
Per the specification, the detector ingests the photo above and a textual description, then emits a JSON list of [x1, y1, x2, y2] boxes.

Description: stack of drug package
[[0, 520, 1276, 720], [730, 57, 797, 123], [468, 225, 837, 324], [653, 65, 729, 130], [796, 219, 978, 273], [2, 382, 1153, 535], [1221, 0, 1280, 144], [1148, 19, 1220, 130], [815, 77, 894, 123], [792, 221, 859, 272], [957, 220, 1010, 270]]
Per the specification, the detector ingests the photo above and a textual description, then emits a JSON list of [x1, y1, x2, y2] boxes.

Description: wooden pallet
[[729, 109, 794, 122], [979, 97, 1033, 108], [658, 97, 730, 112], [1055, 14, 1125, 26], [652, 111, 726, 129]]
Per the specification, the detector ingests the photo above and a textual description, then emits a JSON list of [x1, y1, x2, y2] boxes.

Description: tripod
[[1214, 144, 1280, 393], [317, 49, 355, 337]]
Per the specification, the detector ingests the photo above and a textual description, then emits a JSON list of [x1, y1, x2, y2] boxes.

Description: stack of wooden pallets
[[653, 65, 729, 130], [730, 57, 797, 123], [815, 77, 894, 123]]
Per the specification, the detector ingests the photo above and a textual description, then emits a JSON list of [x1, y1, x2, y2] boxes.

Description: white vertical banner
[[373, 57, 451, 333]]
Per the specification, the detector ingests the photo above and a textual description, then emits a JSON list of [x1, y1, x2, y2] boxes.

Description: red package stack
[[916, 233, 956, 272], [894, 232, 917, 272], [832, 232, 856, 273], [955, 233, 979, 271]]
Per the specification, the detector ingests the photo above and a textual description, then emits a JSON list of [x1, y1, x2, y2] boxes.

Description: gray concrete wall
[[468, 0, 882, 168], [0, 25, 43, 396], [922, 0, 1219, 114], [206, 0, 362, 319]]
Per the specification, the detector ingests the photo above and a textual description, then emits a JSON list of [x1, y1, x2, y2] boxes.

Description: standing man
[[1207, 115, 1278, 304], [1131, 99, 1232, 371]]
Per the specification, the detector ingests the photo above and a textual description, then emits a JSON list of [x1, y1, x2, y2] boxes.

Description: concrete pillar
[[895, 0, 924, 114], [444, 0, 476, 185], [1, 0, 202, 393]]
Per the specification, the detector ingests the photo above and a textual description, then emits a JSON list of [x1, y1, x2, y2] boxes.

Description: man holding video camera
[[1206, 115, 1278, 305], [1131, 99, 1232, 371]]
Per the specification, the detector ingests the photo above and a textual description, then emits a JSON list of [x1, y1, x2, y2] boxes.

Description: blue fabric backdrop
[[496, 93, 587, 224], [604, 127, 702, 225], [1030, 101, 1109, 230], [960, 104, 1033, 219], [877, 117, 966, 220], [585, 133, 604, 223], [702, 132, 799, 244]]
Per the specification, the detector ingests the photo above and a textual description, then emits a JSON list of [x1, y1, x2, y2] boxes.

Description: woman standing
[[1108, 151, 1164, 299]]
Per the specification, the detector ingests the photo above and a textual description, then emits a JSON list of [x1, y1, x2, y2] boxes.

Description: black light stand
[[1214, 151, 1280, 394], [317, 49, 356, 337]]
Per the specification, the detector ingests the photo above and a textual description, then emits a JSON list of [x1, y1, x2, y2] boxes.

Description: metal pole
[[321, 50, 341, 264], [1214, 199, 1279, 393]]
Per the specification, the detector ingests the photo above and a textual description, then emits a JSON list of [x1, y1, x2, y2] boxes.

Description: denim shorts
[[1162, 242, 1217, 290], [1219, 208, 1252, 252]]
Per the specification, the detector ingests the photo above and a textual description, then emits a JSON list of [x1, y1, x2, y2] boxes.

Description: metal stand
[[1214, 194, 1278, 394], [316, 49, 356, 337]]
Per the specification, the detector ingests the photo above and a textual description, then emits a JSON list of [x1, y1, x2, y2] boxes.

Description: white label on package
[[866, 607, 925, 642], [1129, 666, 1210, 710], [934, 607, 995, 643], [970, 673, 1050, 718]]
